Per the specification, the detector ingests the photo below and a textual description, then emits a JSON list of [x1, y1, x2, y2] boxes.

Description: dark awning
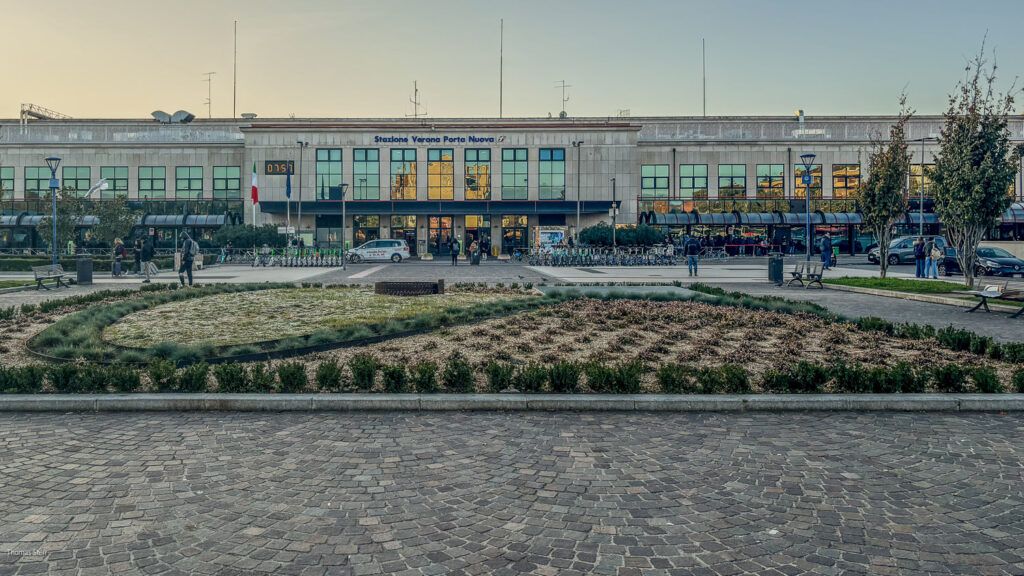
[[143, 215, 186, 227], [698, 213, 738, 225], [820, 212, 862, 225], [0, 215, 19, 227], [906, 212, 940, 225], [184, 215, 226, 227], [78, 216, 99, 227], [778, 212, 823, 225], [652, 212, 698, 226], [1000, 203, 1024, 225], [736, 212, 779, 226], [20, 215, 44, 226]]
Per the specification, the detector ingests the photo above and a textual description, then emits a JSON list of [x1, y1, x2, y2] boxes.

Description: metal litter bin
[[77, 257, 93, 285], [768, 253, 783, 285], [470, 249, 481, 266]]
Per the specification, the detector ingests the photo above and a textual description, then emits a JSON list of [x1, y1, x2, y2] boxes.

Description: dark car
[[868, 236, 948, 265], [940, 246, 1024, 277]]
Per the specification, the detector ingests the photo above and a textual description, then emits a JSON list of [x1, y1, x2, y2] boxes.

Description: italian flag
[[251, 162, 259, 204]]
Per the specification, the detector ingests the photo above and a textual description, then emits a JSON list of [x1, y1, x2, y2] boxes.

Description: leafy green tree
[[35, 187, 86, 254], [931, 46, 1024, 288], [858, 96, 912, 279], [212, 224, 288, 249], [89, 197, 142, 246]]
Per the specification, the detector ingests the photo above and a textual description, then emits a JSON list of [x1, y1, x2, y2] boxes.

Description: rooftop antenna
[[499, 18, 503, 118], [555, 80, 571, 117], [407, 81, 426, 118], [203, 72, 216, 118], [702, 38, 706, 117], [233, 21, 238, 119]]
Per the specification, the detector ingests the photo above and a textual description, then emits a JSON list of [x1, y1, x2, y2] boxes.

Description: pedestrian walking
[[449, 236, 460, 266], [112, 238, 126, 277], [684, 233, 701, 277], [133, 238, 142, 275], [819, 233, 833, 270], [926, 238, 941, 279], [913, 237, 926, 278], [141, 236, 155, 283], [178, 232, 198, 287]]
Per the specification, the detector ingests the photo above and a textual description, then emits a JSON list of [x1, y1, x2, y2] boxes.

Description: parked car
[[868, 236, 948, 265], [346, 239, 409, 263], [939, 245, 1024, 277]]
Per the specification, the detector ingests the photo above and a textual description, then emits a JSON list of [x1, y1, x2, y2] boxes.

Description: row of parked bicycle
[[507, 246, 686, 267], [225, 249, 350, 267]]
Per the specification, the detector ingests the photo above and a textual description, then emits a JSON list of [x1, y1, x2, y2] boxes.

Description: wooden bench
[[958, 281, 1024, 319], [31, 264, 70, 290], [374, 280, 445, 296], [786, 262, 824, 288]]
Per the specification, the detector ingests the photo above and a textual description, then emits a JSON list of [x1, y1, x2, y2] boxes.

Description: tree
[[89, 197, 142, 246], [857, 96, 913, 279], [931, 45, 1024, 288], [213, 224, 288, 249], [35, 188, 86, 254]]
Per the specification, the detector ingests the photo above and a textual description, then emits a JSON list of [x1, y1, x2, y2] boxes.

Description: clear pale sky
[[4, 0, 1022, 119]]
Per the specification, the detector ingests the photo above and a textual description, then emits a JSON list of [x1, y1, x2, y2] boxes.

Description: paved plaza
[[1, 412, 1022, 575]]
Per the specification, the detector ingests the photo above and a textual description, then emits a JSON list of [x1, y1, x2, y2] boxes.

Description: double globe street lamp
[[45, 156, 61, 266], [799, 153, 816, 262]]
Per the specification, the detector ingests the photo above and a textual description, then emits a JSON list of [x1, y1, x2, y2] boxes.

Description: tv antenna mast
[[555, 80, 571, 117], [203, 72, 216, 118], [407, 81, 427, 118]]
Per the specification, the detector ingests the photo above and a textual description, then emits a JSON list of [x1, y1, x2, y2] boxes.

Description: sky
[[3, 0, 1023, 119]]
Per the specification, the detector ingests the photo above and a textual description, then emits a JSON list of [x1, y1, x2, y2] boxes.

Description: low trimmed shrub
[[249, 363, 276, 393], [856, 317, 894, 336], [48, 363, 106, 394], [515, 362, 548, 393], [381, 364, 408, 393], [831, 360, 871, 393], [584, 361, 615, 393], [486, 361, 516, 393], [0, 365, 46, 394], [612, 358, 644, 394], [178, 362, 210, 393], [656, 363, 696, 394], [1013, 369, 1024, 393], [147, 358, 177, 392], [762, 361, 828, 394], [107, 364, 141, 393], [888, 362, 927, 393], [932, 364, 968, 393], [971, 366, 1002, 393], [1003, 343, 1024, 364], [213, 362, 250, 393], [349, 353, 378, 390], [969, 335, 994, 356], [411, 362, 438, 393], [20, 303, 37, 316], [937, 326, 973, 352], [0, 306, 17, 321], [442, 352, 474, 393], [276, 362, 308, 393], [698, 364, 749, 394], [315, 359, 344, 392], [548, 361, 582, 393]]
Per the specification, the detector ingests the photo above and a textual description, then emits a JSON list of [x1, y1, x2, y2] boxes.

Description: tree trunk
[[875, 225, 891, 279], [947, 224, 985, 289]]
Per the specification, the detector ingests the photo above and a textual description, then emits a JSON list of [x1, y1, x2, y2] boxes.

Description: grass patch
[[823, 277, 967, 294]]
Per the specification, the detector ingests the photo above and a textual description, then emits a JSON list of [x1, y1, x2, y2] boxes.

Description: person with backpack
[[141, 236, 155, 283], [684, 233, 701, 277], [449, 236, 460, 266], [112, 238, 126, 277], [819, 233, 832, 270], [179, 232, 198, 287], [133, 238, 142, 275], [913, 237, 926, 278], [925, 238, 941, 279]]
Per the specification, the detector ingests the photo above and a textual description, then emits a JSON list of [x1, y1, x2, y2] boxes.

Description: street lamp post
[[297, 141, 308, 241], [799, 153, 816, 262], [572, 140, 584, 241], [340, 183, 349, 271], [610, 177, 617, 248], [45, 156, 61, 266]]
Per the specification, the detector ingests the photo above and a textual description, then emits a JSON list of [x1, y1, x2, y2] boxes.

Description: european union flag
[[286, 166, 292, 199]]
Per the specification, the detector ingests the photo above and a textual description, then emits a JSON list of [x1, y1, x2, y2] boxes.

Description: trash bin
[[470, 249, 481, 266], [77, 257, 93, 285], [768, 253, 784, 285]]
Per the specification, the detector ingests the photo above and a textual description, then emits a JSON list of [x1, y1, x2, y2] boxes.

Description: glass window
[[465, 149, 491, 200], [353, 148, 380, 200], [390, 149, 416, 200], [832, 164, 860, 199], [717, 164, 746, 199], [139, 166, 166, 199], [353, 215, 380, 245], [465, 215, 490, 228], [538, 148, 565, 200], [908, 164, 932, 197], [501, 148, 528, 199], [316, 148, 343, 200], [790, 164, 820, 199], [0, 166, 13, 200], [24, 167, 50, 199], [99, 166, 128, 199], [427, 148, 454, 200], [756, 164, 784, 198], [62, 166, 90, 197], [390, 215, 416, 228], [679, 165, 708, 200], [175, 166, 203, 199], [641, 165, 669, 198], [501, 214, 528, 253], [213, 166, 241, 199]]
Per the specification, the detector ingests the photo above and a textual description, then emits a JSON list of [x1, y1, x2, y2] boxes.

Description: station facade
[[1, 115, 1022, 254]]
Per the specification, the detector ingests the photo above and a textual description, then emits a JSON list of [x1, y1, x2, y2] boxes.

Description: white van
[[347, 239, 409, 263]]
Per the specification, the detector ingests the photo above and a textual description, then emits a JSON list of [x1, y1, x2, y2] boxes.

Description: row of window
[[1, 166, 241, 200], [642, 164, 863, 200], [348, 214, 528, 229], [316, 147, 564, 201]]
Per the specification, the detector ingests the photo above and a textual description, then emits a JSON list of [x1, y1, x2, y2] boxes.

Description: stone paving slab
[[1, 411, 1022, 575]]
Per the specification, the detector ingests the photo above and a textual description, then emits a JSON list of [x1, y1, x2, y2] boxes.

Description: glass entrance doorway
[[390, 215, 417, 256], [428, 216, 453, 256], [465, 215, 491, 254]]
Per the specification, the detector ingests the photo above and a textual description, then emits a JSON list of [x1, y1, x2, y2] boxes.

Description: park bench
[[31, 264, 70, 290], [786, 262, 824, 289], [958, 281, 1024, 319], [374, 280, 445, 296]]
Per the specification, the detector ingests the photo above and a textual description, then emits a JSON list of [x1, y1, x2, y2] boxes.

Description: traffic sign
[[802, 174, 812, 185]]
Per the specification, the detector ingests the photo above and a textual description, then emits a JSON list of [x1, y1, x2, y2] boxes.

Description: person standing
[[178, 232, 197, 287], [132, 238, 142, 275], [913, 237, 926, 278], [684, 233, 701, 277], [819, 233, 832, 270], [141, 236, 155, 283], [112, 238, 125, 277], [926, 238, 941, 279], [449, 236, 460, 266]]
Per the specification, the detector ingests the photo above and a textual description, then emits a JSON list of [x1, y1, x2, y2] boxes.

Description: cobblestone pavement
[[1, 412, 1023, 575], [713, 282, 1024, 343]]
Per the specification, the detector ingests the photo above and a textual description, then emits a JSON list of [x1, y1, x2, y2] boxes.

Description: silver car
[[346, 239, 410, 263], [868, 236, 948, 265]]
